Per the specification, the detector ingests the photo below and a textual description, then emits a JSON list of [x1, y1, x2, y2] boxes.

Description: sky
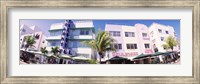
[[20, 20, 180, 39]]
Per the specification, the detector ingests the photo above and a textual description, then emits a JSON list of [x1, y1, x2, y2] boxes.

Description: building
[[149, 23, 179, 52], [104, 22, 179, 60], [20, 24, 43, 35], [104, 24, 154, 60], [20, 25, 47, 51], [20, 24, 34, 35], [46, 20, 95, 59]]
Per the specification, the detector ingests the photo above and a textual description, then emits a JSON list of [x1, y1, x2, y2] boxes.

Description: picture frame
[[0, 0, 199, 84]]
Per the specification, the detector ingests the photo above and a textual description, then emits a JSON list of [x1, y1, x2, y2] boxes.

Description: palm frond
[[162, 36, 178, 51]]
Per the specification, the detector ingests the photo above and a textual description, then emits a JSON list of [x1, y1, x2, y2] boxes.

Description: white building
[[46, 20, 95, 59], [20, 24, 47, 51], [104, 24, 154, 60], [104, 22, 179, 61], [20, 24, 34, 35], [20, 24, 42, 35], [149, 23, 179, 52]]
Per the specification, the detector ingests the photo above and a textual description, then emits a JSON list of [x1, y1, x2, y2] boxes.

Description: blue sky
[[20, 20, 180, 38]]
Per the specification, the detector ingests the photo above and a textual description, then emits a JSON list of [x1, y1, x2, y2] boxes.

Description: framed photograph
[[1, 0, 199, 84]]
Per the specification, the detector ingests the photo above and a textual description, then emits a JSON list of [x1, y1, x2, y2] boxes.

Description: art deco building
[[149, 23, 179, 52], [46, 20, 95, 59], [20, 25, 47, 51]]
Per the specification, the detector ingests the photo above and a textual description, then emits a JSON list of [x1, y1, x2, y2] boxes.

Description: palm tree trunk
[[99, 56, 101, 64], [25, 48, 27, 51], [99, 52, 102, 64]]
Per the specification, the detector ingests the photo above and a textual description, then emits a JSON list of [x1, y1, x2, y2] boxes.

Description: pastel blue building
[[46, 20, 95, 59]]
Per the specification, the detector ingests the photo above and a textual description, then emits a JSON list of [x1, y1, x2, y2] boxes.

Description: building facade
[[46, 20, 95, 59], [104, 23, 179, 60], [104, 24, 154, 59], [20, 25, 47, 51], [149, 23, 179, 52]]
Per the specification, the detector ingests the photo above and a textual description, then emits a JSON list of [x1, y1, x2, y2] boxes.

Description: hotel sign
[[112, 52, 138, 57]]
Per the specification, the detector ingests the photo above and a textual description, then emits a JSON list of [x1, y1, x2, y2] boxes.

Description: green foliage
[[40, 47, 48, 55], [25, 36, 36, 51], [162, 36, 178, 51], [83, 30, 116, 63], [51, 46, 60, 57], [87, 59, 98, 64]]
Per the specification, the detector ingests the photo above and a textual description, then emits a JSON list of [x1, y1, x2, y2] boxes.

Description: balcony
[[46, 36, 61, 41], [68, 35, 93, 40]]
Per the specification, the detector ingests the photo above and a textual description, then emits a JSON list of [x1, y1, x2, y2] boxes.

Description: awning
[[126, 56, 138, 60], [151, 52, 165, 56], [133, 53, 152, 59], [107, 56, 129, 61]]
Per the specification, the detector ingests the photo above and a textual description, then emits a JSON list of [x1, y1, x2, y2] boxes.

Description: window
[[126, 44, 137, 49], [50, 30, 63, 36], [80, 30, 90, 35], [125, 32, 135, 37], [34, 34, 40, 39], [158, 29, 162, 33], [51, 42, 56, 46], [109, 31, 120, 37], [165, 31, 169, 34], [142, 33, 148, 37], [48, 41, 60, 46], [144, 44, 150, 48], [21, 29, 26, 32], [113, 44, 122, 49], [79, 42, 89, 48], [161, 37, 164, 41]]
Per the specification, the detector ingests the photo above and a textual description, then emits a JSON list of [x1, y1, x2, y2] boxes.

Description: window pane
[[165, 31, 169, 34], [125, 32, 128, 37], [80, 30, 84, 35], [114, 44, 118, 49], [118, 44, 122, 49], [158, 29, 162, 33], [142, 33, 147, 37], [126, 44, 130, 49], [86, 30, 89, 35], [110, 31, 120, 37], [134, 44, 137, 49], [144, 44, 150, 48], [161, 37, 164, 41], [132, 32, 135, 37], [113, 32, 117, 36], [117, 32, 120, 36], [125, 32, 135, 37]]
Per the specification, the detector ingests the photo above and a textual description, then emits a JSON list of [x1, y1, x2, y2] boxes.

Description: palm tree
[[84, 30, 116, 63], [162, 36, 178, 51], [51, 46, 60, 57], [25, 36, 36, 51], [40, 47, 48, 56]]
